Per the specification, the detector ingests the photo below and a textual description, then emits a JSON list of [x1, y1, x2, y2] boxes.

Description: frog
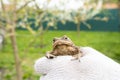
[[45, 35, 83, 61]]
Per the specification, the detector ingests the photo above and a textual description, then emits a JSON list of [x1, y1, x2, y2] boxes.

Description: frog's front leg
[[45, 51, 56, 59], [71, 52, 83, 62]]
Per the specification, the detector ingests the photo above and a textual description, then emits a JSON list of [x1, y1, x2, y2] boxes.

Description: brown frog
[[45, 35, 83, 61]]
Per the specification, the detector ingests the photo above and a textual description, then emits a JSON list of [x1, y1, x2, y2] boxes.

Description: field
[[0, 30, 120, 80]]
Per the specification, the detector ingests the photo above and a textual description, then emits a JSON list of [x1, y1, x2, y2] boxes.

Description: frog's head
[[52, 35, 74, 48]]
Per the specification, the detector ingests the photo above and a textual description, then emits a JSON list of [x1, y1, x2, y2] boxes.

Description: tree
[[34, 0, 103, 35], [0, 0, 34, 80]]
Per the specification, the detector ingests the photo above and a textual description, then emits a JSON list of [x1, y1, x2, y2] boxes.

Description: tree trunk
[[10, 0, 22, 80], [9, 27, 22, 80]]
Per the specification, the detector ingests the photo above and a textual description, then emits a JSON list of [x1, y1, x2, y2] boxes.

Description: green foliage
[[0, 30, 120, 80], [103, 0, 119, 3]]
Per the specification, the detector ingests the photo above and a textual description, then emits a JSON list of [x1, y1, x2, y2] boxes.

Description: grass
[[0, 30, 120, 80]]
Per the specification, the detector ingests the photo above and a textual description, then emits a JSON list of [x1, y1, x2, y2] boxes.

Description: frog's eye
[[53, 39, 56, 42], [53, 38, 57, 42], [63, 35, 68, 40], [64, 37, 68, 40]]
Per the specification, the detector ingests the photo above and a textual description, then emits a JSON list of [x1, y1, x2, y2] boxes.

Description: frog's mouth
[[53, 40, 73, 48]]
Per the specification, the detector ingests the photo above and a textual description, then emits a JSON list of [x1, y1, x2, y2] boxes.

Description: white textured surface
[[34, 47, 120, 80]]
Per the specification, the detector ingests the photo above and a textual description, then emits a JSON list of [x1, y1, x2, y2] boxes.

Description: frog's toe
[[45, 54, 56, 59]]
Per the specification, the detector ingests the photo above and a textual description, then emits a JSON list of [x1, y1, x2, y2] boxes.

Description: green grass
[[0, 30, 120, 80]]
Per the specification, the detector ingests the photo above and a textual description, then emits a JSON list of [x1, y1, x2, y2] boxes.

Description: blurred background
[[0, 0, 119, 80]]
